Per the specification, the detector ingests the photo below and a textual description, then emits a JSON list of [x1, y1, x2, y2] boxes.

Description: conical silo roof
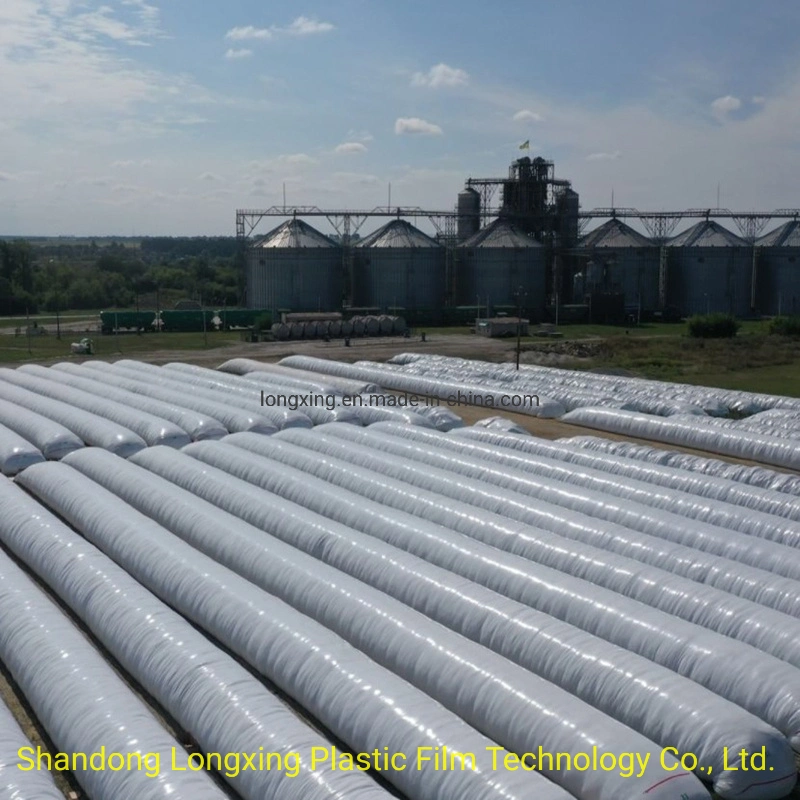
[[668, 220, 744, 247], [579, 218, 652, 248], [461, 218, 541, 248], [358, 219, 441, 248], [757, 220, 800, 247], [254, 218, 337, 248]]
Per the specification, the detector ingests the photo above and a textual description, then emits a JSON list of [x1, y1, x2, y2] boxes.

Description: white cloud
[[283, 153, 317, 166], [752, 95, 766, 105], [710, 94, 741, 120], [586, 150, 621, 161], [346, 129, 374, 142], [411, 63, 469, 89], [394, 117, 443, 136], [335, 142, 367, 154], [513, 109, 543, 123], [225, 25, 272, 41], [198, 172, 221, 182], [284, 16, 334, 35], [225, 48, 252, 60]]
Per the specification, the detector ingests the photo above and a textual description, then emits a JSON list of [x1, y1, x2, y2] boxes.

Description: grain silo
[[578, 219, 658, 313], [755, 221, 800, 315], [354, 220, 445, 323], [666, 221, 752, 317], [456, 218, 546, 316], [246, 219, 342, 312]]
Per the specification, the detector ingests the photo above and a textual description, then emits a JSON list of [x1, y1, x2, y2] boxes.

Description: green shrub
[[687, 313, 740, 339], [769, 316, 800, 336], [254, 313, 273, 331]]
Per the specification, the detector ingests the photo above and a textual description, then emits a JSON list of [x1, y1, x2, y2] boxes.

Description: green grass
[[0, 331, 243, 365]]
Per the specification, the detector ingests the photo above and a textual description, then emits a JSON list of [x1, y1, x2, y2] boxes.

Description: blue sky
[[2, 0, 800, 235]]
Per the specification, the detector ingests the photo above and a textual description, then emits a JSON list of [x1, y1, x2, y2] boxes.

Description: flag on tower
[[519, 140, 530, 150]]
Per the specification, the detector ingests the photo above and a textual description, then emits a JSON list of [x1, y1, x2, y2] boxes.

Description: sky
[[2, 0, 800, 236]]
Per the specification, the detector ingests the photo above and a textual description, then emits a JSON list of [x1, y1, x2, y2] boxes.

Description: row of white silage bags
[[0, 371, 145, 456], [88, 437, 799, 799], [36, 362, 228, 441], [216, 431, 800, 755], [372, 422, 800, 570], [560, 434, 800, 498], [72, 360, 279, 434], [389, 353, 800, 416], [98, 359, 311, 430], [52, 447, 708, 800], [278, 355, 567, 417], [6, 365, 190, 448], [0, 423, 43, 476], [0, 396, 82, 460], [0, 495, 226, 799], [0, 475, 390, 800], [160, 362, 363, 426], [559, 406, 800, 470], [0, 696, 63, 800], [17, 460, 574, 800]]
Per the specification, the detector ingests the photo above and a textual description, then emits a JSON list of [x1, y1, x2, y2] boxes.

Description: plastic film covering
[[184, 361, 347, 396], [45, 362, 227, 441], [471, 416, 530, 435], [388, 353, 800, 416], [111, 360, 313, 430], [561, 434, 800, 501], [0, 698, 63, 800], [218, 357, 381, 395], [222, 431, 800, 748], [367, 423, 800, 582], [560, 406, 800, 470], [0, 516, 225, 799], [0, 423, 43, 475], [0, 476, 391, 800], [278, 355, 566, 418], [64, 446, 709, 800], [17, 462, 571, 800], [77, 360, 278, 434], [159, 363, 362, 426], [127, 439, 795, 798], [0, 374, 145, 457], [453, 427, 800, 544], [277, 426, 800, 666], [5, 366, 189, 448], [0, 396, 83, 460], [414, 405, 465, 431]]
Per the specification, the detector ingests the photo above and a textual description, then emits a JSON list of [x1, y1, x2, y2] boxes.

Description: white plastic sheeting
[[0, 376, 145, 457], [369, 423, 800, 582], [19, 461, 571, 800], [560, 406, 800, 470], [413, 405, 465, 431], [0, 698, 63, 800], [5, 367, 189, 448], [222, 431, 800, 748], [0, 396, 82, 460], [64, 446, 710, 800], [110, 360, 312, 430], [0, 509, 225, 799], [470, 416, 530, 435], [0, 423, 43, 475], [277, 427, 800, 664], [77, 360, 278, 434], [0, 474, 391, 800], [278, 355, 567, 418], [159, 363, 362, 426], [218, 357, 382, 395], [561, 434, 800, 500], [143, 438, 798, 798], [44, 362, 227, 440]]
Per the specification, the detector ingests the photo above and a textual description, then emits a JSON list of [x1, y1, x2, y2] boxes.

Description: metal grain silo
[[666, 221, 752, 317], [755, 221, 800, 315], [578, 219, 658, 312], [457, 188, 481, 243], [246, 219, 342, 313], [456, 218, 546, 316], [354, 220, 445, 323]]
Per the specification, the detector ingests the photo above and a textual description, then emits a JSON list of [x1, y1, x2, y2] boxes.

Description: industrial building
[[239, 157, 800, 323]]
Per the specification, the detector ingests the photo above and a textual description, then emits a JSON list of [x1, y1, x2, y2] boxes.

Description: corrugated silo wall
[[756, 247, 800, 316], [606, 249, 660, 312], [456, 247, 546, 319], [246, 247, 343, 312], [353, 248, 446, 324], [666, 247, 754, 317]]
